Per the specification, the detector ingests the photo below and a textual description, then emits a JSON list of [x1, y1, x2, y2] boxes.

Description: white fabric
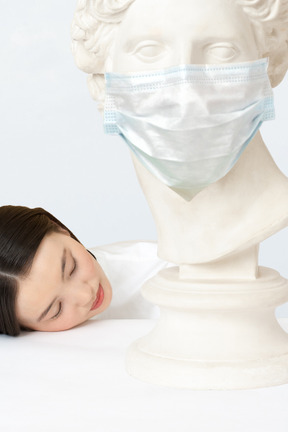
[[89, 241, 172, 319], [0, 319, 288, 431]]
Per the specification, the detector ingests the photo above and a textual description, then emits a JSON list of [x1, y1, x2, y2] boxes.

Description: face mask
[[104, 59, 274, 193]]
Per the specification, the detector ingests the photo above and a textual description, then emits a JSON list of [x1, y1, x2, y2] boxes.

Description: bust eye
[[133, 41, 166, 60], [206, 44, 237, 62]]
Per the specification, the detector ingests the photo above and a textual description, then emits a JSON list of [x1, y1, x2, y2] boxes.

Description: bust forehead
[[120, 0, 248, 32], [122, 0, 241, 17]]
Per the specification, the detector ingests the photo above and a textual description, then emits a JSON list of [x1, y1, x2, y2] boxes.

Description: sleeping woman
[[0, 205, 167, 336]]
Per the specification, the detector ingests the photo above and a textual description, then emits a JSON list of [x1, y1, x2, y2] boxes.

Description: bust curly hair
[[71, 0, 288, 111]]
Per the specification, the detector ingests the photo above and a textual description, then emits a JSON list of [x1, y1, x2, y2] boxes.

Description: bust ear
[[265, 29, 288, 87], [268, 47, 288, 87]]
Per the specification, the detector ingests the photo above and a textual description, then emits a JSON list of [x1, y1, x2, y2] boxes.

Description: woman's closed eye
[[70, 257, 77, 276], [51, 302, 62, 320], [50, 257, 76, 321]]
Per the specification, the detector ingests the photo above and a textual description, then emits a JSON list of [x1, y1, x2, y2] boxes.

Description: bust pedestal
[[126, 266, 288, 389], [125, 135, 288, 389]]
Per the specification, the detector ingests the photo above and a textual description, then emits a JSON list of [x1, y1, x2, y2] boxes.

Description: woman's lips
[[90, 285, 104, 311]]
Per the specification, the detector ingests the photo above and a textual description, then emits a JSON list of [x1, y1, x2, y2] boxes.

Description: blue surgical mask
[[104, 59, 274, 193]]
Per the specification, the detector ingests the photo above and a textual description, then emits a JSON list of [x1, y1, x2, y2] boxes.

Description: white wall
[[1, 1, 288, 316], [0, 0, 157, 248]]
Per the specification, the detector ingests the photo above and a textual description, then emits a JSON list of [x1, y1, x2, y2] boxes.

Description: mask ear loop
[[87, 250, 97, 261]]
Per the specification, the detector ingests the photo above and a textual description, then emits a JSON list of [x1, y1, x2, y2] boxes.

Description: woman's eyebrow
[[37, 248, 66, 322]]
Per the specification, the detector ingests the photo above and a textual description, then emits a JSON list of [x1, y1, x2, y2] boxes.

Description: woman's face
[[16, 232, 112, 332]]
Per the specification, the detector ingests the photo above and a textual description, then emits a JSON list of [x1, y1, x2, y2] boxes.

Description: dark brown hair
[[0, 205, 80, 336]]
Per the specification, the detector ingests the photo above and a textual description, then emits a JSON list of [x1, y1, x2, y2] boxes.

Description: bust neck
[[132, 131, 288, 263]]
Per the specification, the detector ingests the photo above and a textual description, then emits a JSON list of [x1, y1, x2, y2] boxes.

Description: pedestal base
[[126, 267, 288, 389]]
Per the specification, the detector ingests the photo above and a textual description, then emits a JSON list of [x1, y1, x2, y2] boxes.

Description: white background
[[1, 0, 288, 317]]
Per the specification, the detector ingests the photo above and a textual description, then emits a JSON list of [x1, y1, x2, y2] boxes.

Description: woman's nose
[[67, 281, 94, 308]]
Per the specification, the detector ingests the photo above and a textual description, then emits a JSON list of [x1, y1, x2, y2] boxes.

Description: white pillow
[[88, 241, 172, 319]]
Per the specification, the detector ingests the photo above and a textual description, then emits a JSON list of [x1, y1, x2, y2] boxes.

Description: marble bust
[[71, 0, 288, 268], [71, 0, 288, 390]]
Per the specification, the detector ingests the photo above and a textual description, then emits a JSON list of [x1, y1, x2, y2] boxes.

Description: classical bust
[[71, 0, 288, 267]]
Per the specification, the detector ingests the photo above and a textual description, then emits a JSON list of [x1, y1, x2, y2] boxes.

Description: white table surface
[[0, 318, 288, 432]]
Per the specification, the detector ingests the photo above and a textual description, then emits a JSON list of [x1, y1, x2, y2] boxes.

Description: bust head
[[72, 0, 288, 266], [72, 0, 288, 110]]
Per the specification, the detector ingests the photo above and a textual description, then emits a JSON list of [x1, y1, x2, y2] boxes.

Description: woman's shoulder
[[88, 240, 171, 291], [88, 240, 160, 261], [88, 241, 172, 319]]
